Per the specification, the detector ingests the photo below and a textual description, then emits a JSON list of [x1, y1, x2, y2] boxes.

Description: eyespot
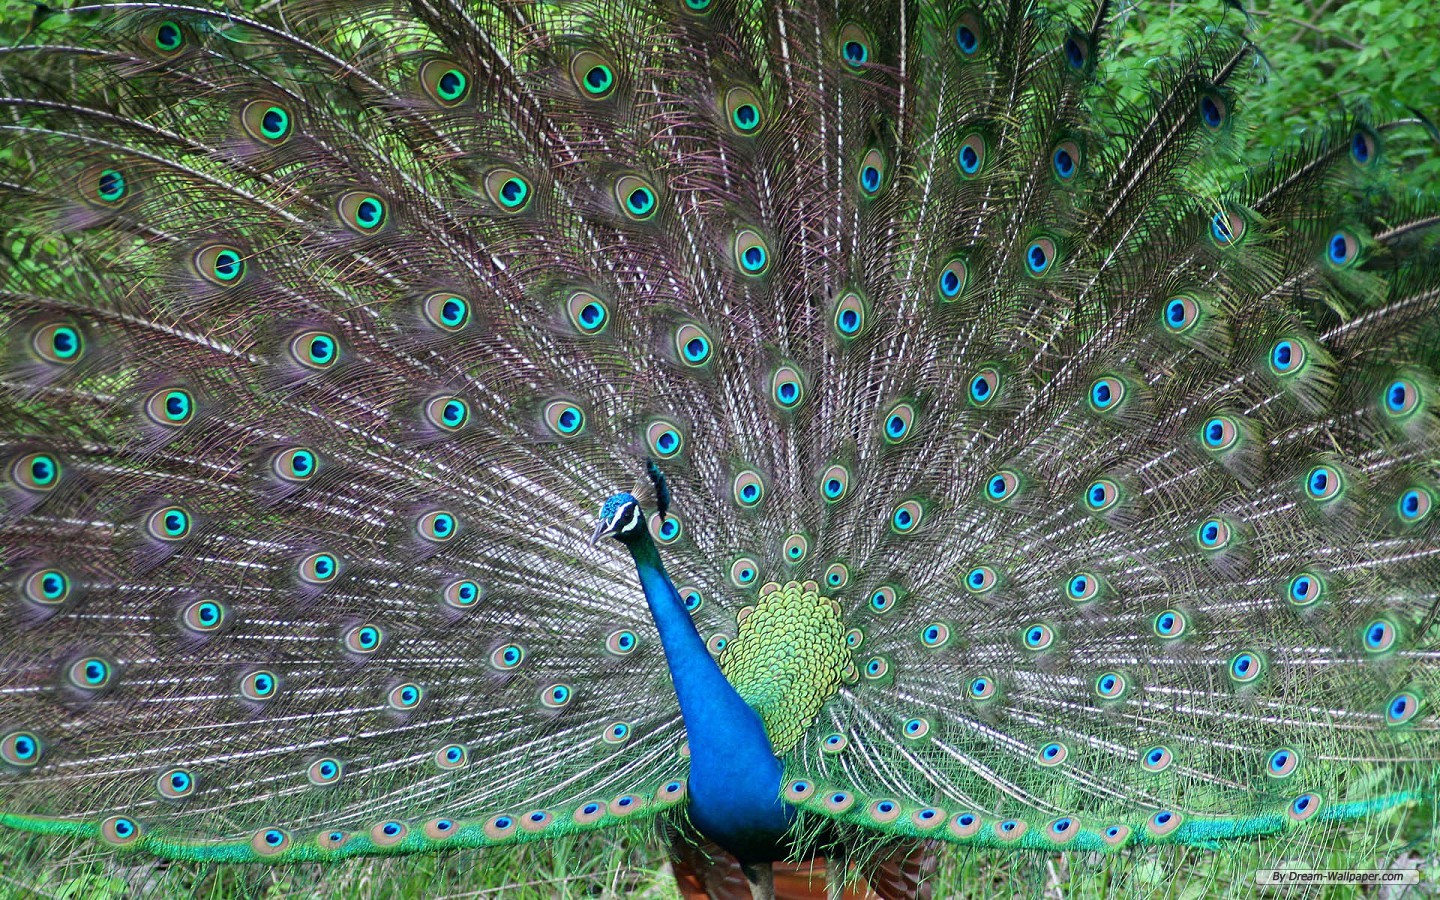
[[729, 558, 759, 587], [483, 168, 532, 212], [868, 586, 898, 613], [1325, 229, 1360, 268], [298, 552, 340, 585], [1269, 339, 1307, 377], [1351, 126, 1378, 167], [706, 633, 729, 654], [102, 816, 143, 846], [490, 643, 524, 670], [421, 292, 471, 333], [1397, 487, 1433, 524], [967, 674, 996, 700], [602, 721, 631, 745], [785, 780, 816, 802], [824, 791, 856, 813], [883, 402, 916, 443], [920, 622, 951, 648], [88, 166, 129, 207], [724, 86, 764, 135], [864, 656, 891, 680], [1200, 415, 1238, 451], [290, 330, 339, 370], [270, 447, 318, 484], [1066, 572, 1100, 603], [1227, 651, 1263, 684], [984, 470, 1020, 503], [604, 629, 639, 657], [1087, 376, 1126, 413], [683, 0, 714, 14], [423, 396, 470, 433], [485, 814, 518, 839], [858, 149, 887, 196], [734, 229, 770, 276], [145, 387, 196, 427], [824, 562, 850, 589], [572, 801, 606, 825], [1162, 295, 1200, 334], [543, 401, 586, 438], [571, 50, 616, 98], [680, 587, 703, 612], [1287, 793, 1322, 822], [389, 682, 424, 710], [193, 244, 247, 286], [1304, 465, 1342, 502], [443, 579, 482, 611], [845, 629, 864, 653], [821, 732, 848, 754], [10, 452, 60, 492], [837, 24, 872, 69], [1052, 141, 1081, 181], [416, 510, 458, 543], [1062, 30, 1090, 70], [420, 59, 470, 106], [675, 324, 713, 366], [1383, 379, 1420, 418], [31, 322, 84, 365], [868, 799, 903, 824], [1140, 746, 1172, 772], [820, 464, 851, 502], [1037, 742, 1068, 766], [241, 670, 278, 702], [949, 811, 982, 839], [435, 744, 468, 770], [964, 565, 997, 594], [522, 808, 556, 831], [566, 290, 609, 336], [1147, 809, 1182, 837], [1152, 609, 1187, 639], [1198, 90, 1228, 130], [995, 819, 1027, 841], [181, 600, 226, 634], [370, 820, 409, 847], [343, 624, 384, 656], [1267, 748, 1299, 778], [0, 731, 41, 768], [148, 19, 185, 54], [307, 757, 343, 786], [890, 500, 923, 534], [957, 133, 987, 177], [937, 258, 969, 301], [23, 569, 72, 608], [651, 513, 682, 544], [641, 420, 684, 460], [1083, 478, 1119, 513], [1210, 209, 1245, 246], [1385, 692, 1420, 726], [241, 100, 293, 145], [968, 367, 1000, 406], [1101, 824, 1131, 847], [250, 827, 291, 856], [772, 365, 806, 409], [147, 506, 192, 542], [1196, 517, 1232, 551], [1024, 238, 1056, 276], [66, 656, 113, 691], [733, 471, 765, 508], [615, 175, 658, 221], [336, 191, 387, 235], [833, 291, 868, 338], [1362, 618, 1398, 653], [1021, 623, 1054, 651], [782, 533, 808, 563], [1094, 671, 1127, 699], [1286, 571, 1324, 607]]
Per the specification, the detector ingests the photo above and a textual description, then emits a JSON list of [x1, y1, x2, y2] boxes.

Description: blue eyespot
[[1228, 651, 1261, 683], [1304, 465, 1341, 502], [1199, 93, 1226, 130], [1163, 296, 1200, 334], [1286, 571, 1322, 607], [1383, 379, 1419, 417], [1052, 141, 1080, 181], [1024, 238, 1055, 276], [1269, 339, 1306, 376], [1397, 487, 1433, 523]]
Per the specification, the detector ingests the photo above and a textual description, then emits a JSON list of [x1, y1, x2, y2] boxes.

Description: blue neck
[[622, 531, 792, 863]]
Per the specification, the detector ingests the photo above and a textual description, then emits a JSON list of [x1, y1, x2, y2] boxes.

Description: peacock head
[[591, 492, 645, 545]]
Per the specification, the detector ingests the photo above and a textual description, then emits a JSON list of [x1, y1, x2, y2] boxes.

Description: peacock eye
[[483, 169, 532, 212], [837, 24, 872, 70], [194, 244, 247, 286], [956, 133, 987, 177], [937, 258, 969, 301], [336, 191, 388, 234], [420, 59, 470, 106], [882, 402, 916, 443], [241, 100, 293, 145]]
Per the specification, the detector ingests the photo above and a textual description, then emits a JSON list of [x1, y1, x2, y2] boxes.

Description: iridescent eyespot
[[706, 633, 729, 654], [420, 59, 470, 106], [602, 722, 631, 744], [680, 587, 703, 612], [683, 0, 714, 13], [23, 568, 71, 608], [938, 258, 969, 301], [1267, 748, 1299, 778], [307, 757, 343, 786], [145, 387, 195, 427], [1052, 141, 1081, 181], [820, 464, 851, 502], [1024, 238, 1056, 276], [833, 291, 868, 338], [290, 330, 339, 370], [1162, 295, 1200, 334], [371, 821, 409, 846], [785, 780, 816, 802], [1022, 623, 1054, 651], [389, 682, 423, 710], [1082, 478, 1118, 512], [1287, 793, 1322, 822], [90, 166, 128, 207], [435, 744, 468, 770], [490, 643, 525, 670], [869, 586, 898, 613], [299, 552, 340, 584], [995, 820, 1027, 844], [984, 470, 1020, 503], [1200, 415, 1238, 451], [1286, 571, 1323, 607], [733, 471, 765, 508], [272, 447, 318, 484], [318, 830, 348, 850], [1304, 465, 1342, 502], [147, 506, 192, 541], [1196, 517, 1232, 551], [1397, 487, 1433, 524], [1385, 692, 1420, 726], [181, 600, 226, 634], [957, 133, 986, 177], [1362, 618, 1397, 653], [824, 562, 850, 589], [1094, 671, 1126, 699], [103, 816, 143, 846], [0, 731, 41, 768], [241, 669, 279, 702], [1038, 742, 1068, 766], [837, 24, 872, 69], [543, 400, 586, 438], [1325, 230, 1360, 268], [241, 100, 293, 145], [949, 812, 982, 839], [484, 169, 532, 212], [31, 322, 84, 365], [900, 718, 931, 741], [485, 815, 517, 839], [652, 513, 682, 544], [729, 557, 759, 587], [156, 767, 196, 799], [343, 624, 384, 655], [734, 229, 770, 275], [883, 402, 916, 443], [824, 791, 856, 813], [964, 566, 997, 594], [1062, 31, 1090, 70], [615, 175, 658, 221], [724, 87, 764, 135], [252, 827, 290, 856], [148, 20, 185, 54], [444, 579, 481, 610], [1101, 824, 1131, 846], [1198, 90, 1228, 130], [864, 656, 891, 680], [425, 396, 470, 432], [422, 292, 471, 333], [821, 732, 848, 753], [1066, 572, 1100, 602], [921, 622, 951, 648], [1087, 376, 1126, 413], [782, 533, 808, 562], [10, 452, 60, 492], [1383, 379, 1420, 418], [772, 365, 806, 409], [968, 368, 999, 406], [337, 191, 387, 234], [571, 51, 616, 98], [1140, 746, 1173, 772], [1350, 126, 1378, 167], [858, 149, 886, 196], [644, 419, 684, 459], [1210, 209, 1245, 246], [1269, 338, 1307, 376], [194, 244, 247, 286], [1153, 609, 1187, 639], [967, 674, 996, 700], [1227, 651, 1262, 684], [67, 656, 113, 691], [566, 290, 609, 336], [675, 324, 713, 366], [605, 629, 638, 656], [890, 500, 923, 534], [417, 510, 458, 542]]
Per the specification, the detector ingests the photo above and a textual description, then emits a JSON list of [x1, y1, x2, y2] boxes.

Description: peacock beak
[[590, 519, 611, 545]]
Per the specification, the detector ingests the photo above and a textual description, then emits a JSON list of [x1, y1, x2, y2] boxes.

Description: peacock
[[0, 0, 1437, 897]]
